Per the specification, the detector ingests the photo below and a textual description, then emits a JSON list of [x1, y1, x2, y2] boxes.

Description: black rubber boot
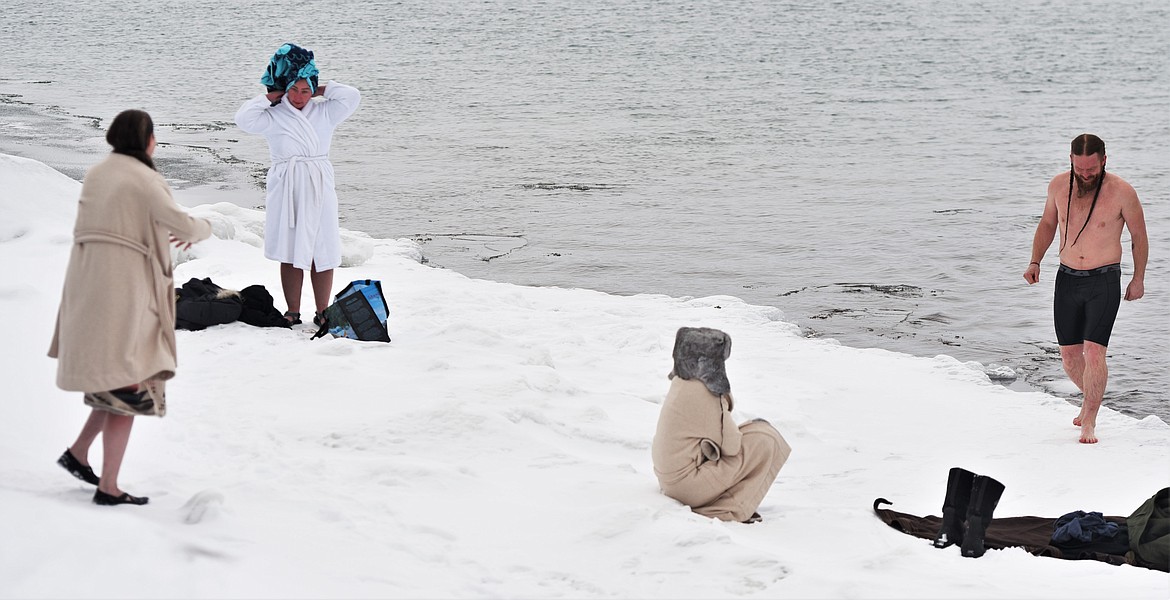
[[932, 467, 976, 548], [960, 475, 1005, 558]]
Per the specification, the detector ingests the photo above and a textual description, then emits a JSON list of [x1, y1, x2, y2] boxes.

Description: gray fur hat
[[668, 326, 732, 397]]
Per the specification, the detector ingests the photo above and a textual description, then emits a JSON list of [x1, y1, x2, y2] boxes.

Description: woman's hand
[[313, 84, 326, 97], [265, 90, 284, 104], [170, 234, 194, 251]]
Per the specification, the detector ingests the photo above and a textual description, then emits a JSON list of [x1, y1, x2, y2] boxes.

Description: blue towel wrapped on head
[[261, 43, 320, 93]]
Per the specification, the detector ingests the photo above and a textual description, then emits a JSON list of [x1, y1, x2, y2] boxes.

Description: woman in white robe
[[235, 78, 360, 325]]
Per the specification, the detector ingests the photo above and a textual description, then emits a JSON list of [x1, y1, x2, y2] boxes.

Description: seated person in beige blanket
[[652, 327, 792, 523]]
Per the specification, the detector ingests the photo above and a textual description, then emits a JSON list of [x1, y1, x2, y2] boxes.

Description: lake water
[[2, 0, 1167, 421]]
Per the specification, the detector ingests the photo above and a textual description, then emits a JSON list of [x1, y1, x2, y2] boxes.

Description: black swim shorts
[[1053, 263, 1122, 347]]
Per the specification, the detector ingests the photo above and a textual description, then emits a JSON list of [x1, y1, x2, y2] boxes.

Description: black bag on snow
[[311, 279, 390, 342]]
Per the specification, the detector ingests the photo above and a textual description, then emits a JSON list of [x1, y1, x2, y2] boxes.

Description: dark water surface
[[2, 0, 1166, 420]]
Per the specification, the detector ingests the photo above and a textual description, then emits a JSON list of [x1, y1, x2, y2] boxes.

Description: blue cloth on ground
[[1051, 510, 1121, 544], [260, 43, 320, 93]]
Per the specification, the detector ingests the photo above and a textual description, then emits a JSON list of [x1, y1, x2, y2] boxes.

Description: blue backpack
[[311, 280, 390, 342]]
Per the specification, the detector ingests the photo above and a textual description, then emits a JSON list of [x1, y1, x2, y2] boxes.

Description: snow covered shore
[[1, 153, 1166, 599]]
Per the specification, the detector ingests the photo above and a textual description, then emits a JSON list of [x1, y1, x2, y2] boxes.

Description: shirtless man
[[1024, 134, 1148, 444]]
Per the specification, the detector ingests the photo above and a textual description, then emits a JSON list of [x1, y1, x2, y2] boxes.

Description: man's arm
[[1121, 184, 1148, 301], [1024, 178, 1060, 284]]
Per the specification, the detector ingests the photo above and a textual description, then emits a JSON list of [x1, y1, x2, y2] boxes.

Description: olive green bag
[[1126, 487, 1169, 572]]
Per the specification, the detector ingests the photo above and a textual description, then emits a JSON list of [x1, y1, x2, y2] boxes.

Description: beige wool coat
[[652, 377, 792, 522], [49, 153, 212, 395]]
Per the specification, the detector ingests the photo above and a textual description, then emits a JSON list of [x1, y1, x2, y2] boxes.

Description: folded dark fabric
[[1052, 510, 1122, 544], [178, 276, 224, 299], [238, 284, 293, 328], [176, 277, 242, 331], [176, 278, 292, 331], [1049, 510, 1130, 558]]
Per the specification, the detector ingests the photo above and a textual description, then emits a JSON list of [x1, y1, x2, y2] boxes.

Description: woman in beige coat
[[652, 327, 792, 523], [49, 109, 212, 506]]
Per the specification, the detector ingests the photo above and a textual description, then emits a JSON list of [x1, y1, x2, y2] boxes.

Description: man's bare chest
[[1058, 186, 1123, 229]]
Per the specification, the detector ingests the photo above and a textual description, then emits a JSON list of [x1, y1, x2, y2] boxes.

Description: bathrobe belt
[[278, 154, 329, 228], [75, 231, 149, 255], [75, 229, 168, 304]]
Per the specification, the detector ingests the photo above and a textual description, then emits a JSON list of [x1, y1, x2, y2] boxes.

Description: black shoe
[[932, 467, 975, 548], [284, 311, 302, 325], [743, 512, 763, 524], [960, 475, 1005, 558], [93, 489, 149, 506], [57, 448, 100, 486]]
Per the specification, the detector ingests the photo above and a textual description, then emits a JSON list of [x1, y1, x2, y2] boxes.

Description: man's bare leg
[[97, 414, 135, 496], [280, 262, 305, 318], [68, 408, 107, 467], [1077, 342, 1109, 444], [1060, 344, 1088, 425], [309, 263, 334, 317]]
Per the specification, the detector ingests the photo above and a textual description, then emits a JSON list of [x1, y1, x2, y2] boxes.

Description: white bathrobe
[[234, 81, 360, 271]]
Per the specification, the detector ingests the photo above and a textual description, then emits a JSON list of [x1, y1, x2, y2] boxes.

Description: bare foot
[[1073, 407, 1086, 427], [1079, 422, 1098, 444]]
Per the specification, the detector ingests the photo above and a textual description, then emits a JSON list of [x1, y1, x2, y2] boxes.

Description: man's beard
[[1074, 172, 1101, 196]]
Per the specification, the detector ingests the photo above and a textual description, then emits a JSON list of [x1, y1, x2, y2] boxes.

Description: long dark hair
[[1062, 133, 1107, 249], [1071, 133, 1105, 157], [106, 109, 156, 171]]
